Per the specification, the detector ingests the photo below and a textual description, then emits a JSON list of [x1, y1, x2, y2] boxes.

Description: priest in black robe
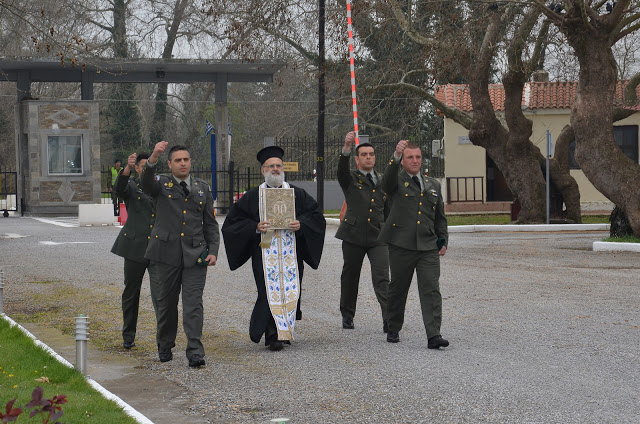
[[222, 146, 326, 351]]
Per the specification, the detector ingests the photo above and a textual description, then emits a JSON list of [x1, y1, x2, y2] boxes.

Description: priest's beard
[[264, 171, 285, 188]]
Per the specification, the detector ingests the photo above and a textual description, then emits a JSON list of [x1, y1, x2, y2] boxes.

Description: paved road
[[1, 216, 639, 423]]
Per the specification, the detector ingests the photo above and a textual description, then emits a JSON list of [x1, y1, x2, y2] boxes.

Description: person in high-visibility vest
[[108, 159, 122, 216]]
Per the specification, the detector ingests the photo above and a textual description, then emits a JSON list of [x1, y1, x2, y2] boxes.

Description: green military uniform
[[110, 171, 155, 345], [142, 162, 220, 362], [335, 153, 389, 326], [378, 156, 448, 339]]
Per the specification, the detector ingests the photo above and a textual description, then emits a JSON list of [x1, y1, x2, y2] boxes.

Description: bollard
[[0, 269, 4, 314], [75, 315, 89, 374]]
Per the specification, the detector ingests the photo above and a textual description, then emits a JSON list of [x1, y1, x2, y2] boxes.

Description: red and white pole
[[346, 0, 359, 146]]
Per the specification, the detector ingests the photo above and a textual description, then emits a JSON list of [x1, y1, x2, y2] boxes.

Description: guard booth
[[19, 100, 102, 214]]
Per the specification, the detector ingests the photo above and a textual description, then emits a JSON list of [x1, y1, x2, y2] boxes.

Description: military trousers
[[340, 241, 389, 321], [387, 245, 442, 338], [121, 258, 152, 343], [148, 261, 207, 360]]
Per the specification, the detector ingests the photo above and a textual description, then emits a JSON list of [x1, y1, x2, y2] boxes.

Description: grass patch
[[581, 215, 610, 224], [602, 235, 640, 243], [446, 214, 511, 226], [0, 319, 138, 423]]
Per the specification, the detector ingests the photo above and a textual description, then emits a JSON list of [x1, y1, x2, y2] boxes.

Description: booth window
[[48, 135, 83, 174]]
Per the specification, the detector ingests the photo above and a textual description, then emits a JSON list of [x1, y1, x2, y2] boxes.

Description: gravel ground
[[1, 216, 639, 423]]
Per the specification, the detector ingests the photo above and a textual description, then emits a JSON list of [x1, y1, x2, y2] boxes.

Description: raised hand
[[344, 131, 356, 152], [395, 140, 409, 157]]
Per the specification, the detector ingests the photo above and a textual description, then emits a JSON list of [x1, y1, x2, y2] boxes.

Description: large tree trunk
[[545, 125, 581, 222], [566, 27, 640, 235]]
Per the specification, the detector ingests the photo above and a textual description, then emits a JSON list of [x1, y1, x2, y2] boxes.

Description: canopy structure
[[0, 57, 284, 215]]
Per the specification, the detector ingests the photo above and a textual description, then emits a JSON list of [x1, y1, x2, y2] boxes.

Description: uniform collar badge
[[198, 190, 204, 196], [404, 182, 409, 187], [168, 182, 173, 188]]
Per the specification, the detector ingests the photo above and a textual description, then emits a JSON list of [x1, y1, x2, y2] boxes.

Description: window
[[48, 135, 82, 174], [568, 125, 638, 169], [614, 125, 639, 163]]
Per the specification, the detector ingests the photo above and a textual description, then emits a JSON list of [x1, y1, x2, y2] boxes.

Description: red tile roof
[[434, 81, 640, 113]]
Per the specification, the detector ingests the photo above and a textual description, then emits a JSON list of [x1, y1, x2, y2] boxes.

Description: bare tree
[[538, 0, 640, 235]]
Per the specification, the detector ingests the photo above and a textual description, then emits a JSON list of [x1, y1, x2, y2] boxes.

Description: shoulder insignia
[[155, 175, 160, 181]]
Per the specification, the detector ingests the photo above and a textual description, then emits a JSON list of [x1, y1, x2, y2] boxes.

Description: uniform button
[[155, 235, 158, 238], [168, 195, 172, 198], [367, 218, 371, 222], [200, 201, 203, 205], [149, 224, 153, 228], [181, 233, 184, 237], [372, 189, 376, 193], [405, 194, 408, 197], [433, 206, 436, 211], [137, 197, 140, 200], [419, 202, 422, 206], [417, 220, 421, 224], [418, 211, 421, 215], [185, 199, 188, 202], [151, 214, 155, 217], [183, 222, 186, 225], [371, 199, 374, 202], [420, 193, 424, 197], [393, 223, 396, 227], [359, 187, 362, 190], [147, 236, 151, 240], [183, 210, 186, 214], [123, 233, 126, 236], [369, 209, 372, 212], [344, 218, 347, 221]]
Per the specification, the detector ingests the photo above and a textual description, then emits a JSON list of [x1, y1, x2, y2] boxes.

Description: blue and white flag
[[205, 120, 215, 136], [227, 123, 232, 137]]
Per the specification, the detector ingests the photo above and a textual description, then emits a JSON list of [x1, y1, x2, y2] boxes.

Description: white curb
[[1, 314, 154, 424], [593, 241, 640, 252], [326, 218, 610, 233]]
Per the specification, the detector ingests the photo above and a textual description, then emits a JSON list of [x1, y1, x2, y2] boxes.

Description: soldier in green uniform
[[378, 140, 449, 349], [142, 141, 220, 368], [109, 159, 122, 216], [111, 152, 155, 350], [336, 131, 389, 332]]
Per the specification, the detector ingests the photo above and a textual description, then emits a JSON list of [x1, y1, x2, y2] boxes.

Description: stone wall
[[21, 100, 101, 215]]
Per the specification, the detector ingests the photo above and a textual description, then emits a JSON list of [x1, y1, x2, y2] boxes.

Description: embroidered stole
[[259, 182, 299, 341]]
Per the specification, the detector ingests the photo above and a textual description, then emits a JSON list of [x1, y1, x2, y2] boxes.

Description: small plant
[[1, 386, 67, 424]]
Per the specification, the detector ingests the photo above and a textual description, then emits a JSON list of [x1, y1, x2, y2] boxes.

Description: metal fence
[[276, 136, 444, 180], [99, 137, 444, 213], [100, 165, 264, 214], [0, 169, 17, 215]]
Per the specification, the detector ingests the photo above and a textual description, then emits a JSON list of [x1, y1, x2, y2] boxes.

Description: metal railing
[[446, 177, 484, 203], [100, 164, 265, 214], [275, 135, 444, 180]]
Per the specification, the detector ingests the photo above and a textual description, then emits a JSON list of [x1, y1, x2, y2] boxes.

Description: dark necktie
[[366, 173, 374, 185], [412, 175, 421, 190], [180, 181, 189, 196]]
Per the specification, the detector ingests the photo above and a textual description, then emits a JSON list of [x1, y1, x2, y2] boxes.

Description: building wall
[[443, 109, 640, 209], [21, 100, 101, 214]]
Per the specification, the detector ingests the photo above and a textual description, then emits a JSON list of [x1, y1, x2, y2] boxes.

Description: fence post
[[228, 161, 235, 212]]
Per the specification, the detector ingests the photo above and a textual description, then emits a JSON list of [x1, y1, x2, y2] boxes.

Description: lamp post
[[316, 0, 326, 210]]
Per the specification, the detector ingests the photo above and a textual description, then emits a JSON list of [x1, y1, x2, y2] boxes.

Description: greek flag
[[227, 123, 232, 136], [205, 120, 215, 136]]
